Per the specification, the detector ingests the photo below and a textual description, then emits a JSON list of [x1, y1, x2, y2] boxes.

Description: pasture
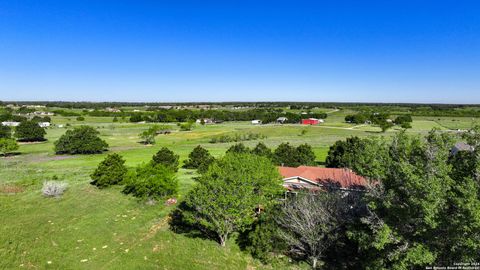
[[0, 111, 476, 269]]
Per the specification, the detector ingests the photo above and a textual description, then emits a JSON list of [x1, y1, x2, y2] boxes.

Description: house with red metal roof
[[278, 166, 368, 192]]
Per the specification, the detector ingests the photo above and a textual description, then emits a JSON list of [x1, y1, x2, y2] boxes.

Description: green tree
[[176, 153, 283, 246], [15, 121, 46, 142], [251, 142, 272, 159], [0, 125, 12, 139], [151, 147, 179, 172], [76, 116, 85, 121], [123, 163, 177, 199], [90, 153, 128, 188], [347, 130, 462, 269], [139, 126, 159, 145], [183, 145, 215, 172], [379, 120, 394, 132], [226, 143, 250, 154], [296, 143, 316, 165], [273, 142, 301, 167], [54, 125, 108, 154], [0, 138, 19, 156]]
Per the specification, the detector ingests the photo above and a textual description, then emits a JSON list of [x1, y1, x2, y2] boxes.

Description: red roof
[[278, 166, 368, 189]]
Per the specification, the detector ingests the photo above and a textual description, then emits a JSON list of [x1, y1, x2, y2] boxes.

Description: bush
[[0, 138, 19, 156], [42, 181, 68, 197], [226, 143, 251, 154], [183, 145, 215, 172], [209, 133, 266, 143], [90, 153, 128, 188], [123, 163, 177, 199], [273, 142, 316, 167], [0, 125, 12, 139], [178, 121, 194, 131], [151, 147, 179, 172], [54, 126, 108, 154], [76, 116, 85, 121], [251, 142, 272, 159], [15, 120, 46, 142]]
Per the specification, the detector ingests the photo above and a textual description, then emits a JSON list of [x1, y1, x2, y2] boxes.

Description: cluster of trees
[[319, 129, 480, 268], [169, 129, 480, 269], [90, 147, 179, 200], [224, 142, 316, 167], [209, 133, 266, 143], [129, 109, 327, 124], [345, 112, 413, 132]]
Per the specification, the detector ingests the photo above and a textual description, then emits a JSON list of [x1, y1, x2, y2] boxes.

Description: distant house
[[251, 119, 262, 125], [451, 142, 474, 156], [276, 117, 288, 124], [301, 118, 323, 125], [278, 166, 368, 192], [105, 107, 121, 113], [38, 122, 51, 128], [32, 111, 54, 116], [196, 118, 214, 124], [1, 121, 20, 127]]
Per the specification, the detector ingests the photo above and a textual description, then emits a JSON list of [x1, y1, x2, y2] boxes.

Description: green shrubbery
[[54, 126, 108, 154], [183, 145, 215, 172], [0, 138, 19, 156], [209, 133, 266, 143], [15, 120, 46, 142], [90, 153, 128, 188], [123, 163, 177, 199], [151, 147, 179, 172]]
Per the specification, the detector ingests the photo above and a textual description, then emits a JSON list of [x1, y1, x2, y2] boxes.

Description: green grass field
[[0, 112, 472, 269]]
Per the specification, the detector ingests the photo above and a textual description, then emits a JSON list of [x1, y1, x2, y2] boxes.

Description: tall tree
[[177, 153, 283, 246], [15, 121, 46, 142], [151, 147, 179, 172], [183, 145, 215, 172]]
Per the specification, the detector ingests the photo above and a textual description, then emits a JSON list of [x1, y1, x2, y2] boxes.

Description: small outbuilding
[[1, 121, 20, 127], [302, 118, 321, 125], [276, 117, 288, 124], [251, 119, 262, 125], [38, 122, 51, 128]]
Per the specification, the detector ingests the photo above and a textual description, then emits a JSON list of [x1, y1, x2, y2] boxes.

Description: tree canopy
[[174, 153, 283, 246], [54, 126, 108, 154], [15, 121, 46, 142]]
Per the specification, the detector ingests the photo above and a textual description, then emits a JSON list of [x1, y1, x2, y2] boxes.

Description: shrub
[[76, 116, 85, 121], [0, 138, 18, 156], [251, 142, 272, 159], [226, 143, 250, 154], [183, 145, 215, 172], [178, 121, 194, 131], [15, 120, 46, 142], [151, 147, 179, 172], [42, 181, 68, 197], [90, 153, 128, 188], [209, 133, 267, 143], [123, 163, 177, 199], [0, 125, 12, 139], [54, 126, 108, 154]]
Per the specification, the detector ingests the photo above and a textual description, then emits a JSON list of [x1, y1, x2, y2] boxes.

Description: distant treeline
[[129, 109, 328, 123]]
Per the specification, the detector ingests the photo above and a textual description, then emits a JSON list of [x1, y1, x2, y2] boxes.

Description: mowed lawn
[[0, 114, 467, 269]]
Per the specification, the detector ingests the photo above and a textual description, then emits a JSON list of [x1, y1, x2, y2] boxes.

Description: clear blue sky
[[0, 1, 479, 103]]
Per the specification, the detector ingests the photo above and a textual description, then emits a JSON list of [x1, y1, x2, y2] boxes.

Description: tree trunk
[[312, 257, 318, 269], [219, 234, 227, 247]]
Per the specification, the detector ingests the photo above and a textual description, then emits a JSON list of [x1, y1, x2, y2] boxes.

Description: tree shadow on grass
[[168, 201, 218, 242], [0, 152, 22, 157]]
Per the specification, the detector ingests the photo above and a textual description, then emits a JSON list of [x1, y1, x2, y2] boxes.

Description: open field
[[0, 111, 474, 269]]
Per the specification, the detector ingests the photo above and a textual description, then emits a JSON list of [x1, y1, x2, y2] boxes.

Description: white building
[[251, 119, 262, 125], [1, 121, 20, 127], [38, 122, 51, 128]]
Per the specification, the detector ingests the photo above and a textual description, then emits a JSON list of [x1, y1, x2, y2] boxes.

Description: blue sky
[[0, 1, 479, 103]]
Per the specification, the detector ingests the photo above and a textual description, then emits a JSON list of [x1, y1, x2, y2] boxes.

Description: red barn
[[301, 118, 319, 125]]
